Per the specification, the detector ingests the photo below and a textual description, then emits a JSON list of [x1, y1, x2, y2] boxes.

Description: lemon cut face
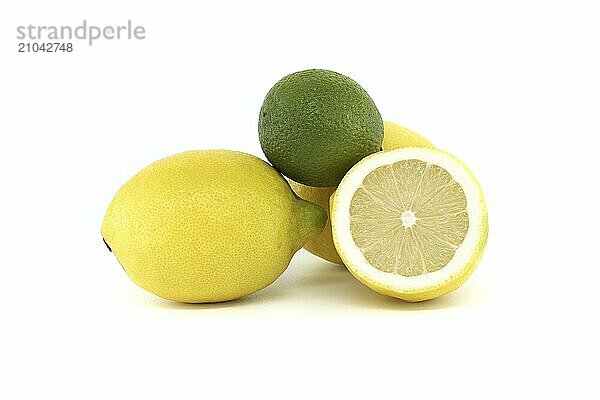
[[331, 148, 488, 302]]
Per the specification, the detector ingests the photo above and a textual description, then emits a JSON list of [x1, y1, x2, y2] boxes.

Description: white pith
[[332, 148, 485, 292], [401, 210, 417, 228]]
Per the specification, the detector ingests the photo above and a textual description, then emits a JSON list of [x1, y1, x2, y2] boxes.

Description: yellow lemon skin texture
[[289, 121, 434, 265], [382, 121, 435, 150], [102, 150, 326, 303]]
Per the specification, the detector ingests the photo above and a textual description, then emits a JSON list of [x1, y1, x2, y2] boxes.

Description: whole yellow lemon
[[102, 150, 326, 303]]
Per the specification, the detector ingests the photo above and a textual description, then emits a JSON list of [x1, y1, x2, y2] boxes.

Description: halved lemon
[[331, 148, 488, 301]]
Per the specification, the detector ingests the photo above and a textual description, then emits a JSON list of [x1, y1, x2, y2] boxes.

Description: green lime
[[258, 69, 383, 187]]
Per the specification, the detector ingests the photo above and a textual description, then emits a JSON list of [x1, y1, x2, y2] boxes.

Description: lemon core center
[[401, 210, 417, 228]]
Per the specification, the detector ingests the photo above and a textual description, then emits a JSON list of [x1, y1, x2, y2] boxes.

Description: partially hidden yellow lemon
[[289, 121, 434, 264], [102, 150, 326, 303], [286, 182, 340, 264], [382, 121, 435, 150], [331, 147, 488, 301]]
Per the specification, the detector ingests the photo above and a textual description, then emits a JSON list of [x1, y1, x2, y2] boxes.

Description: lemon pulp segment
[[349, 159, 469, 277]]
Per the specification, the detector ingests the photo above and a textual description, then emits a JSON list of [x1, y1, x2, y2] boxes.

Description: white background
[[1, 1, 598, 398]]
